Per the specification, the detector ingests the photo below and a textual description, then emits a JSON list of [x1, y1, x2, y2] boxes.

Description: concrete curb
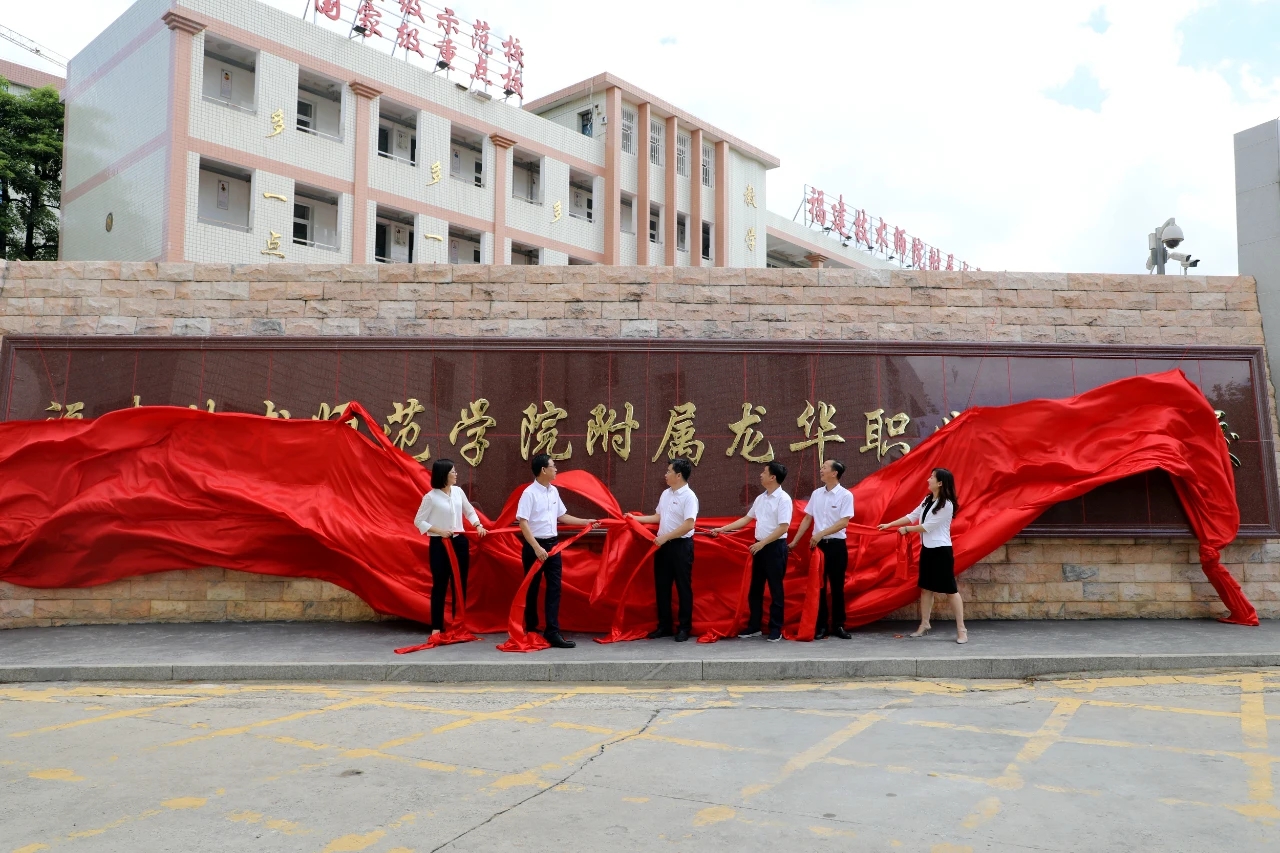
[[4, 652, 1280, 683]]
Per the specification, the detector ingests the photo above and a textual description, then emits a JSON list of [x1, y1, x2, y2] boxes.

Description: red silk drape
[[0, 370, 1257, 644]]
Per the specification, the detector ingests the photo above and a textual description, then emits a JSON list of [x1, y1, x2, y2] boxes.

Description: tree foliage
[[0, 79, 63, 260]]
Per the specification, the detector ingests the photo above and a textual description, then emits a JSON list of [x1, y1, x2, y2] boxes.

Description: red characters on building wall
[[398, 0, 425, 22], [396, 22, 425, 57]]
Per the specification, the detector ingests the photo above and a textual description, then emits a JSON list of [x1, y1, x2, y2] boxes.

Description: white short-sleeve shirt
[[656, 484, 699, 539], [908, 496, 954, 548], [804, 483, 854, 539], [746, 488, 793, 541], [414, 487, 480, 536], [516, 480, 567, 539]]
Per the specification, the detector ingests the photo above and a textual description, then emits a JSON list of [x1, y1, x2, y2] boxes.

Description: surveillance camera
[[1161, 222, 1184, 248], [1169, 251, 1189, 262], [1188, 258, 1200, 268]]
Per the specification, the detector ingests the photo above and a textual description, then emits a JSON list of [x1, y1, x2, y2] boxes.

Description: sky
[[3, 0, 1279, 275]]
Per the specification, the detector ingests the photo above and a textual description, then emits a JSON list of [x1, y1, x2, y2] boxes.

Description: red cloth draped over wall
[[0, 370, 1257, 634]]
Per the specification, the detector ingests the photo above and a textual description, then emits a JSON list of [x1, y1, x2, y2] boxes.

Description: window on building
[[296, 100, 314, 131], [579, 109, 593, 137], [701, 221, 712, 261], [701, 143, 713, 187], [676, 213, 688, 252], [293, 185, 340, 250], [620, 195, 635, 234], [621, 108, 635, 155], [649, 119, 663, 166], [293, 203, 311, 245], [377, 100, 418, 165], [296, 68, 343, 140], [375, 206, 414, 263], [649, 204, 661, 245], [201, 40, 257, 112], [196, 158, 252, 231], [513, 149, 542, 203], [569, 170, 595, 223], [676, 133, 690, 178], [450, 125, 485, 188]]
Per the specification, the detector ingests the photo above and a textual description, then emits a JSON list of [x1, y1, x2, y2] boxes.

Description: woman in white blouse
[[414, 459, 488, 637], [878, 468, 967, 644]]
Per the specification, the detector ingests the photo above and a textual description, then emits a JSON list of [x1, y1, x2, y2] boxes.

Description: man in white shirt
[[632, 458, 699, 642], [710, 461, 793, 642], [789, 459, 854, 640], [516, 453, 600, 649]]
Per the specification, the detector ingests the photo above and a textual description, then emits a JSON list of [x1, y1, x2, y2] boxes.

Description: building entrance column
[[349, 80, 382, 263]]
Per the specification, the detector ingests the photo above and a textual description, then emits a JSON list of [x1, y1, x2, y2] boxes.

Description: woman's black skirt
[[918, 544, 957, 594]]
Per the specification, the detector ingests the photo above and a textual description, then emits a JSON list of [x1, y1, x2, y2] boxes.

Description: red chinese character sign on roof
[[315, 0, 342, 21], [304, 1, 528, 103], [807, 188, 827, 228], [396, 22, 425, 57], [830, 195, 849, 239], [355, 0, 383, 38]]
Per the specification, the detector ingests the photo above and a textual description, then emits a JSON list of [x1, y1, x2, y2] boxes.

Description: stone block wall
[[0, 261, 1275, 627]]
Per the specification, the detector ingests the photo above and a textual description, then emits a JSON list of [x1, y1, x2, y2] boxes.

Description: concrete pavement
[[2, 619, 1279, 682]]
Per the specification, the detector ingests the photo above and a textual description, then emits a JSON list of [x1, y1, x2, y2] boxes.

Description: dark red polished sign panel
[[2, 337, 1275, 538]]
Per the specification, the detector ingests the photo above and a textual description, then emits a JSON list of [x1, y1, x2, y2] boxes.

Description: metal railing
[[201, 95, 256, 114], [196, 217, 252, 233], [296, 125, 343, 143]]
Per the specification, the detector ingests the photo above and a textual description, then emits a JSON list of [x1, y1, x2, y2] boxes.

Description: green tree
[[0, 79, 63, 260]]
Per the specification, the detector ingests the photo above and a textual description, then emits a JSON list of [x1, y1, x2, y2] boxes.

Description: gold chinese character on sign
[[790, 401, 845, 464], [313, 402, 357, 429], [744, 184, 757, 208], [745, 227, 757, 252], [859, 408, 911, 461], [586, 402, 640, 461], [266, 108, 285, 137], [45, 401, 85, 420], [262, 192, 288, 202], [726, 403, 774, 463], [1215, 409, 1242, 468], [450, 398, 497, 468], [652, 402, 704, 465], [428, 161, 442, 185], [263, 401, 291, 419], [551, 201, 562, 223], [521, 401, 572, 461], [936, 410, 962, 433], [189, 399, 216, 413], [262, 231, 285, 259], [385, 398, 431, 462]]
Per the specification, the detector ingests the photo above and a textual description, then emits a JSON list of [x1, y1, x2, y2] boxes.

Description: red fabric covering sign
[[0, 370, 1257, 648]]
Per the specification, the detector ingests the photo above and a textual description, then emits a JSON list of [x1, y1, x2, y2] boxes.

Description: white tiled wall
[[62, 147, 168, 262]]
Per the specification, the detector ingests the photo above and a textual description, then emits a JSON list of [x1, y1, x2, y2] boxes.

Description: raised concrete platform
[[1, 619, 1278, 683]]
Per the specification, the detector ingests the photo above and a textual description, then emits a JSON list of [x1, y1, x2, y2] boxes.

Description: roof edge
[[524, 72, 780, 169]]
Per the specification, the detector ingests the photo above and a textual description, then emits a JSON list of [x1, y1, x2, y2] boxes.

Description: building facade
[[57, 0, 890, 271]]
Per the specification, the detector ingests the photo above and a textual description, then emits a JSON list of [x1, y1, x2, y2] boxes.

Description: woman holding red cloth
[[879, 467, 968, 644], [414, 459, 488, 639]]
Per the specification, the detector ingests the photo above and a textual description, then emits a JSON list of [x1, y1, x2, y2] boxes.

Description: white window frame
[[621, 108, 635, 155], [649, 119, 664, 166], [676, 133, 690, 178], [293, 202, 312, 245], [296, 99, 314, 132], [701, 142, 713, 187]]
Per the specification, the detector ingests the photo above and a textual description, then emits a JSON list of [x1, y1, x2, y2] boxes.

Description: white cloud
[[4, 0, 1278, 274]]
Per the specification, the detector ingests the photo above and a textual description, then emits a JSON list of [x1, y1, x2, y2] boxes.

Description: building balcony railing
[[512, 195, 542, 206], [201, 95, 256, 114], [568, 212, 593, 223], [376, 150, 416, 166], [196, 217, 252, 233], [292, 237, 340, 251], [297, 125, 343, 143]]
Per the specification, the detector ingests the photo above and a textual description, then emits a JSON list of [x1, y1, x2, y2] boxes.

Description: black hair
[[827, 459, 845, 479], [531, 453, 553, 477], [669, 457, 693, 481], [922, 467, 960, 515], [430, 458, 455, 490], [766, 460, 788, 485]]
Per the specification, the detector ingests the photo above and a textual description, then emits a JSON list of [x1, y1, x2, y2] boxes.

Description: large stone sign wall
[[1, 261, 1276, 628]]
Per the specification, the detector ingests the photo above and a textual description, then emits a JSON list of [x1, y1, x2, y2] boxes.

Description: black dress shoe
[[546, 631, 576, 649], [647, 628, 674, 639], [674, 629, 690, 642], [833, 627, 853, 640], [814, 628, 829, 640]]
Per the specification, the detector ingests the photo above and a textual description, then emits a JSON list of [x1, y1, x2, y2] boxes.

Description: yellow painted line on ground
[[960, 796, 1001, 829], [1045, 696, 1247, 720], [989, 698, 1083, 790], [741, 711, 886, 799], [160, 697, 376, 748], [429, 692, 576, 735], [8, 697, 210, 738], [1239, 673, 1269, 750], [7, 793, 214, 851]]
